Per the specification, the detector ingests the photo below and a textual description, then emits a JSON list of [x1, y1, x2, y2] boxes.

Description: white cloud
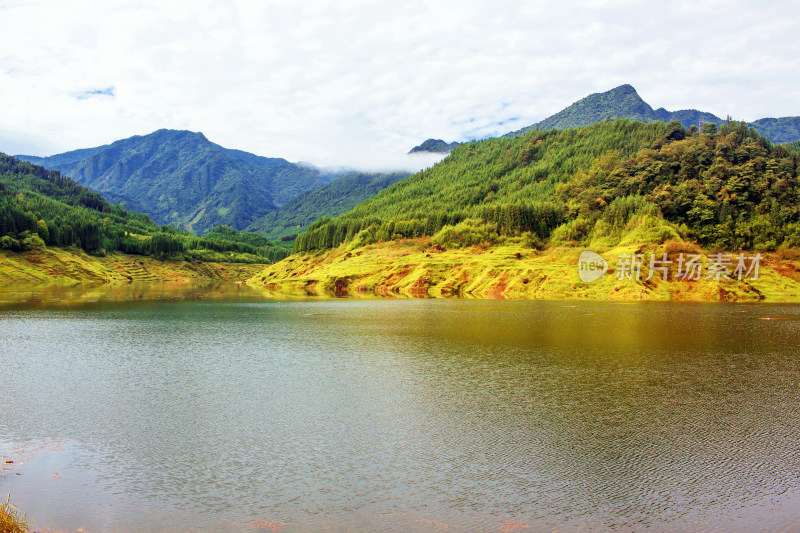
[[1, 0, 799, 166]]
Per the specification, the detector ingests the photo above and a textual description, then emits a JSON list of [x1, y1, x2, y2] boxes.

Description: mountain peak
[[408, 138, 460, 154], [503, 83, 659, 137], [149, 128, 208, 142], [607, 83, 638, 96], [580, 83, 648, 109]]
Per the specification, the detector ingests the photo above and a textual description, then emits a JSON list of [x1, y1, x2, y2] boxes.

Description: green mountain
[[0, 152, 289, 262], [295, 119, 800, 252], [16, 129, 328, 235], [19, 146, 103, 168], [411, 85, 800, 150], [530, 84, 667, 131], [245, 171, 410, 240], [408, 139, 460, 154], [748, 117, 800, 144], [504, 84, 800, 145]]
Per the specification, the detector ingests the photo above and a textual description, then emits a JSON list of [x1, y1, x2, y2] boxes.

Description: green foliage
[[16, 129, 328, 235], [556, 120, 800, 249], [205, 225, 274, 247], [294, 119, 668, 251], [617, 214, 682, 246], [0, 235, 21, 251], [294, 119, 800, 252], [246, 171, 410, 239], [0, 153, 290, 263], [784, 141, 800, 155], [749, 117, 800, 144], [21, 233, 47, 250], [550, 217, 596, 244], [432, 219, 499, 248]]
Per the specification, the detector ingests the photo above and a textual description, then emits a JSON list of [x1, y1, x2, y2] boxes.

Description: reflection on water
[[1, 298, 800, 532], [0, 282, 273, 308]]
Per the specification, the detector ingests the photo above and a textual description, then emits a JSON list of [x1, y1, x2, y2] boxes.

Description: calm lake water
[[1, 285, 800, 532]]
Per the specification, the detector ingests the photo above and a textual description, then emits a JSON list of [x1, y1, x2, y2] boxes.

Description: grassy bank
[[0, 495, 29, 533], [0, 247, 266, 286], [248, 238, 800, 302]]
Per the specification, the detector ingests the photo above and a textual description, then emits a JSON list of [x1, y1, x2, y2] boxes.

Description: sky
[[1, 0, 799, 170]]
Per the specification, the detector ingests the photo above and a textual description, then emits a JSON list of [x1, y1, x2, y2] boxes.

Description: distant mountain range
[[0, 152, 289, 263], [16, 84, 799, 239], [245, 171, 410, 240], [17, 129, 330, 235], [410, 84, 800, 153]]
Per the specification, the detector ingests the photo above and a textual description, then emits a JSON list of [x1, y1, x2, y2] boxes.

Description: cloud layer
[[1, 0, 799, 169]]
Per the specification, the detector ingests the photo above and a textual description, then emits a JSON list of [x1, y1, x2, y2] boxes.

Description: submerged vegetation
[[293, 120, 800, 253], [0, 154, 290, 264]]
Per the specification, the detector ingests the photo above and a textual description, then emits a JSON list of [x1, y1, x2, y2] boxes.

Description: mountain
[[16, 129, 328, 235], [246, 171, 410, 240], [504, 84, 721, 136], [0, 152, 289, 262], [411, 85, 800, 149], [293, 119, 800, 253], [503, 84, 800, 144], [748, 117, 800, 144], [255, 120, 800, 300], [409, 139, 460, 154], [19, 146, 104, 168]]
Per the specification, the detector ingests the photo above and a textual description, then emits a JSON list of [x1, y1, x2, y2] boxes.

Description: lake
[[1, 285, 799, 532]]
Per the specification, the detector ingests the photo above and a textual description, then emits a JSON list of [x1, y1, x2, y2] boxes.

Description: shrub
[[0, 236, 22, 252], [662, 239, 702, 255], [0, 495, 30, 533], [619, 214, 681, 245], [550, 217, 595, 244], [20, 234, 46, 250], [431, 219, 499, 248]]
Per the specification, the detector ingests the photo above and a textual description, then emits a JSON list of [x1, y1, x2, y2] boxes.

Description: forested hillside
[[16, 129, 327, 235], [295, 119, 800, 252], [246, 171, 410, 240], [0, 153, 289, 262]]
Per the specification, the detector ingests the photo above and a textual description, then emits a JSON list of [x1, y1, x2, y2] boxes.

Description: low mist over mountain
[[297, 119, 800, 254], [17, 129, 329, 235]]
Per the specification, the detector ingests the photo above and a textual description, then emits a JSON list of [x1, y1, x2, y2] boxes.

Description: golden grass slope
[[0, 246, 265, 286], [248, 238, 800, 302]]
